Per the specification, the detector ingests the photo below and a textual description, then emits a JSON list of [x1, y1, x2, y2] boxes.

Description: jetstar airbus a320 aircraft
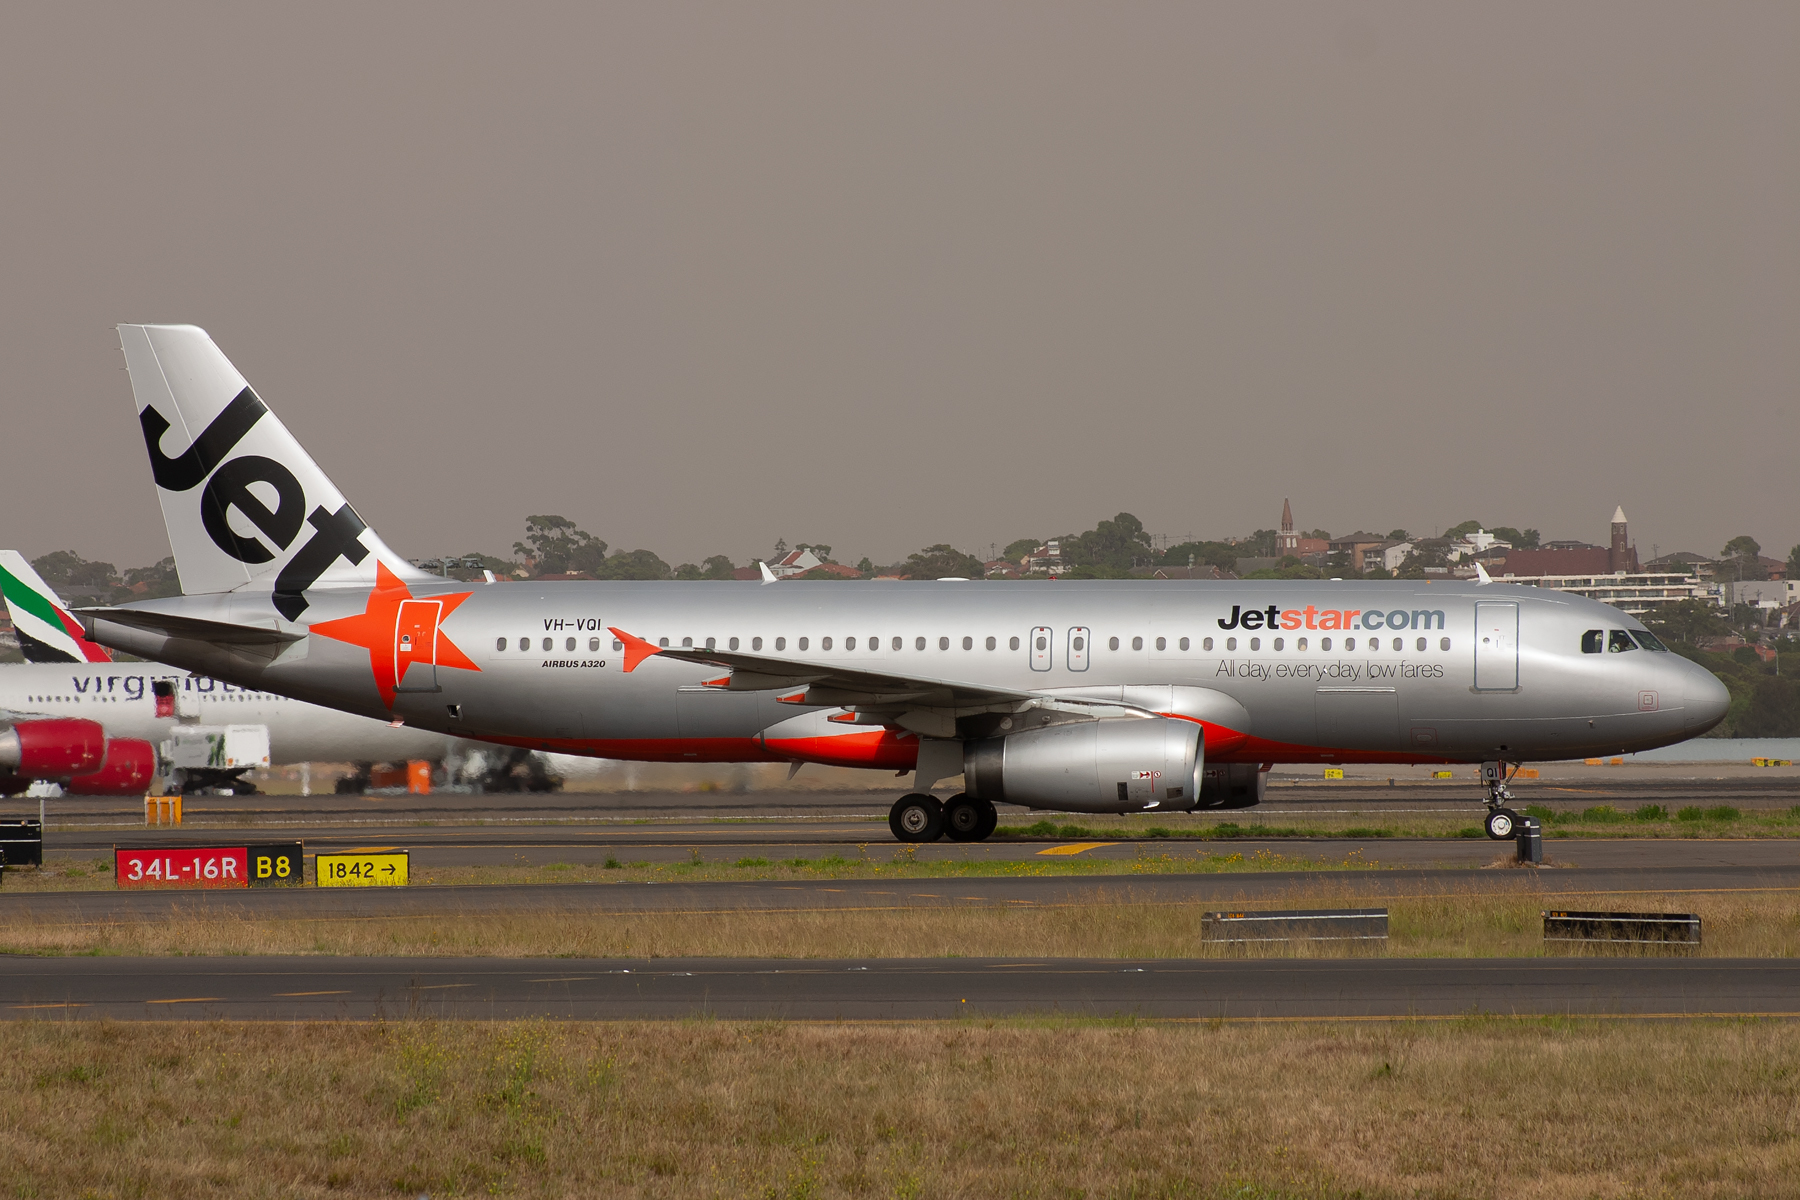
[[75, 325, 1729, 842]]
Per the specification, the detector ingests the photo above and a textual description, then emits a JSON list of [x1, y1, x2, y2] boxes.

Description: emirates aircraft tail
[[0, 551, 113, 663], [117, 325, 425, 619]]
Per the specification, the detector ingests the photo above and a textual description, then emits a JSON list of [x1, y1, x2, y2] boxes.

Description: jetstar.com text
[[1217, 605, 1445, 632]]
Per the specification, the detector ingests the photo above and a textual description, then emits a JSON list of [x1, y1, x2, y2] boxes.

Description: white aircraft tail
[[118, 324, 425, 619], [0, 551, 114, 663]]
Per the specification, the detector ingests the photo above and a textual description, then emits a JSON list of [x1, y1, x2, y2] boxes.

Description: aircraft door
[[1030, 627, 1053, 671], [1067, 627, 1090, 672], [394, 599, 443, 693], [1474, 601, 1519, 691]]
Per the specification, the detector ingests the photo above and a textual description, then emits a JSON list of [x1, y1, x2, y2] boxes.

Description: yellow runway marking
[[1037, 842, 1117, 856], [411, 983, 473, 990], [145, 997, 222, 1004], [11, 1002, 87, 1009], [274, 990, 351, 997]]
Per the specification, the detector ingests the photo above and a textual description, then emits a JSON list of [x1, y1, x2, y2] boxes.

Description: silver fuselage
[[89, 579, 1730, 769]]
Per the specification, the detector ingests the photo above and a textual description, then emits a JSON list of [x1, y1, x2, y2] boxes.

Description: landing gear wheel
[[1484, 808, 1519, 840], [889, 794, 944, 843], [942, 794, 997, 842]]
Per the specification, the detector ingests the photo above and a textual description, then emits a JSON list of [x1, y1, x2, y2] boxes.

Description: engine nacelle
[[1197, 762, 1267, 809], [965, 717, 1202, 814], [0, 719, 106, 777], [66, 738, 157, 796]]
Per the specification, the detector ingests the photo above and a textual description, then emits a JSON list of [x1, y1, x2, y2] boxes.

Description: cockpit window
[[1630, 629, 1670, 652], [1607, 629, 1638, 653], [1581, 630, 1604, 654]]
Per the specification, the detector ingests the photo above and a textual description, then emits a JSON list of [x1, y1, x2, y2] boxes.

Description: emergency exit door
[[394, 599, 443, 692], [1030, 627, 1053, 671], [1474, 601, 1519, 691]]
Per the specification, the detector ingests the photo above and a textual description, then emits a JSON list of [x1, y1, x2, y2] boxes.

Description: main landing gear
[[889, 793, 997, 843], [1481, 760, 1520, 840]]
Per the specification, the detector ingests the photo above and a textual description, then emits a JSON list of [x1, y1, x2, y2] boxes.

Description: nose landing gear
[[1481, 760, 1521, 841]]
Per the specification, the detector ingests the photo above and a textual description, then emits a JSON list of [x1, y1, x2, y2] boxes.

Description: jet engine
[[0, 719, 106, 777], [1197, 762, 1267, 809], [65, 738, 157, 796], [964, 716, 1202, 814]]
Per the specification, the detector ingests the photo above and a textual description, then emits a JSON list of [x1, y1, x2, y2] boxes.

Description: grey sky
[[3, 3, 1794, 571]]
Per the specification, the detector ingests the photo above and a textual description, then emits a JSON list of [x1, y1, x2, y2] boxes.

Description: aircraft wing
[[73, 608, 305, 648], [609, 627, 1035, 710]]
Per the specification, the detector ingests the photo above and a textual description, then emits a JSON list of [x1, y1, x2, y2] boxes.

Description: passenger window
[[1009, 636, 1020, 651], [1416, 637, 1427, 651], [682, 637, 693, 648], [1226, 638, 1237, 651], [939, 637, 949, 650], [566, 637, 576, 652], [1607, 630, 1636, 653], [590, 637, 601, 651], [822, 637, 833, 650], [1132, 637, 1143, 651], [1440, 637, 1451, 651], [1109, 637, 1120, 651], [613, 640, 623, 651], [1179, 637, 1189, 651], [870, 637, 880, 651], [799, 637, 809, 651], [775, 637, 785, 650], [846, 637, 856, 650], [1071, 636, 1083, 652], [1249, 638, 1260, 651], [1273, 638, 1283, 651], [1298, 638, 1308, 651], [1035, 635, 1047, 651], [1203, 637, 1213, 651], [1321, 638, 1332, 651], [986, 636, 996, 650], [893, 637, 902, 651], [752, 637, 762, 651], [496, 637, 507, 652], [962, 636, 973, 650], [1345, 637, 1355, 651], [1581, 630, 1604, 654], [518, 637, 530, 651], [1392, 638, 1402, 651], [542, 637, 553, 651], [915, 637, 926, 651], [729, 637, 739, 651], [1155, 637, 1166, 651], [705, 637, 715, 650]]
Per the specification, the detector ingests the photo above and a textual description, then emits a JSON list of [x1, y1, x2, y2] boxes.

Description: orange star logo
[[309, 561, 480, 707]]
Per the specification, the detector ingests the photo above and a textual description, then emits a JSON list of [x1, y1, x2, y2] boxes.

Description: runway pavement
[[3, 955, 1793, 1020]]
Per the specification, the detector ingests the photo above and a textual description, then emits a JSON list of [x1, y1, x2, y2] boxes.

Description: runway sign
[[1543, 910, 1701, 946], [115, 846, 247, 889], [248, 843, 304, 887], [1201, 908, 1388, 943], [316, 851, 408, 888]]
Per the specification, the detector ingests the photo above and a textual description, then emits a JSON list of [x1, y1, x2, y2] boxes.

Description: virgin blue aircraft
[[74, 325, 1728, 841]]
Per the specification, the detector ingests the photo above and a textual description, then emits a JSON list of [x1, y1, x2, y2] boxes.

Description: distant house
[[768, 549, 824, 578], [983, 559, 1022, 579], [793, 562, 865, 580], [1024, 540, 1063, 574]]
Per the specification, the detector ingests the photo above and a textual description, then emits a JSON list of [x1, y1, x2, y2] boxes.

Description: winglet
[[758, 560, 779, 584], [608, 627, 663, 673], [1474, 563, 1493, 585]]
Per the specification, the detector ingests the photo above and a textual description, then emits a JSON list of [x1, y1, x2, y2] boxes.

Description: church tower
[[1609, 506, 1637, 572], [1279, 498, 1297, 555]]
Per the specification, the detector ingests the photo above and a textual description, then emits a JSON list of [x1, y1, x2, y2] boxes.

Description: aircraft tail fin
[[117, 324, 426, 619], [0, 551, 113, 663]]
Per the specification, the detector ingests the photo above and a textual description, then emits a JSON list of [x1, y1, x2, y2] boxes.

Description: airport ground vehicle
[[77, 325, 1729, 839]]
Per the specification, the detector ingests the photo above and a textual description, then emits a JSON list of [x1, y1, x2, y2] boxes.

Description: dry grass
[[4, 1018, 1799, 1198], [4, 883, 1798, 960]]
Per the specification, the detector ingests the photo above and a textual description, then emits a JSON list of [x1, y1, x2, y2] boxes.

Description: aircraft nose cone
[[1682, 659, 1731, 735]]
